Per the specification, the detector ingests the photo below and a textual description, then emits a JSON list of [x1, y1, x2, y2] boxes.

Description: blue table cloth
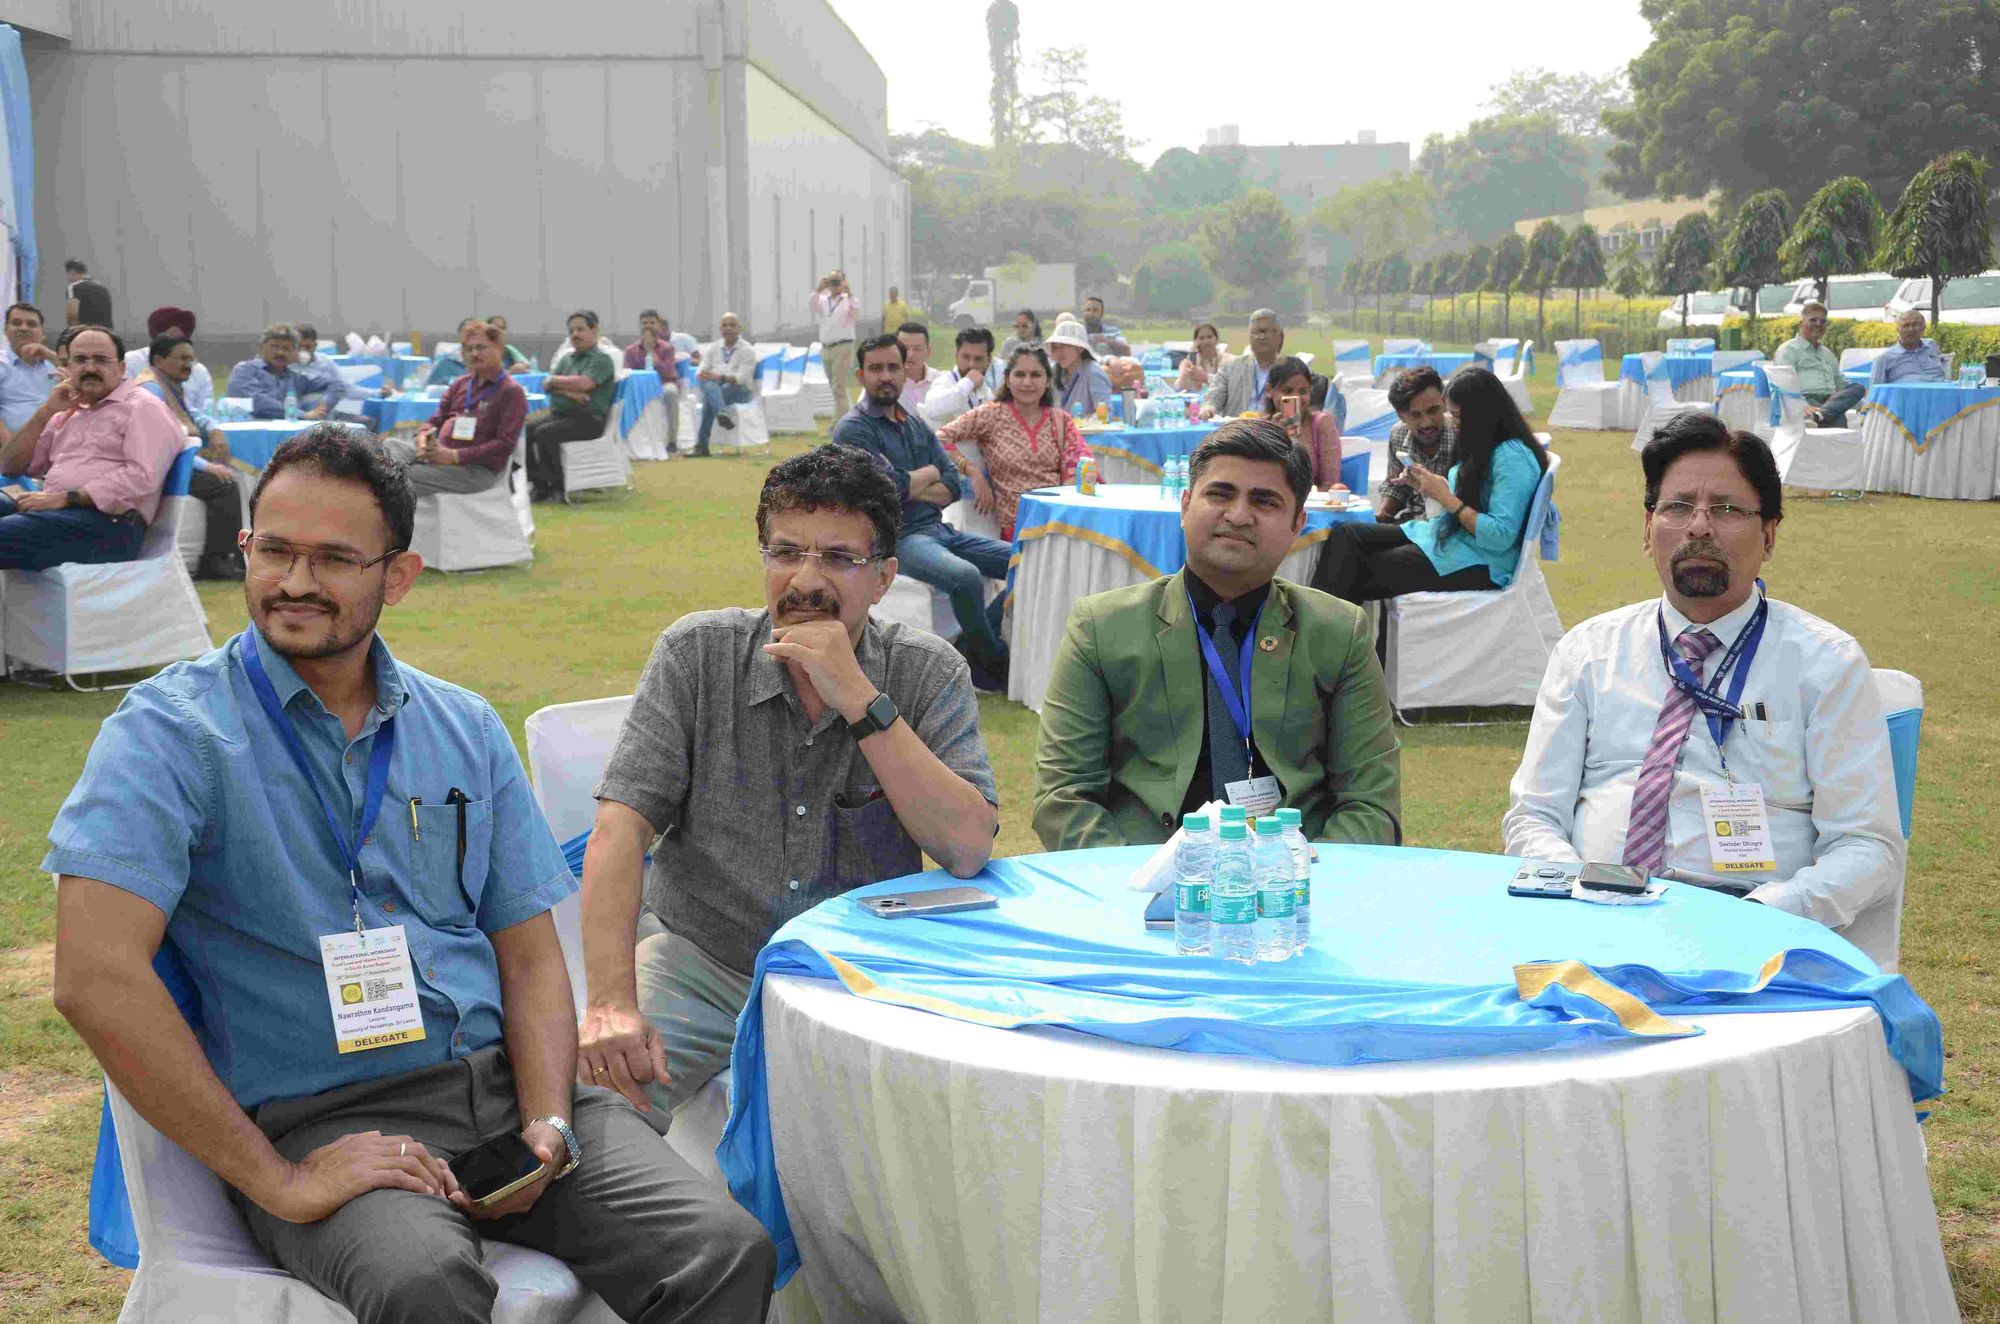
[[614, 372, 664, 440], [1855, 381, 2000, 453], [716, 844, 1943, 1286], [1620, 352, 1714, 390], [363, 392, 549, 434], [1007, 482, 1371, 587], [323, 353, 430, 388], [1375, 352, 1474, 380], [214, 419, 320, 470], [1084, 422, 1219, 476]]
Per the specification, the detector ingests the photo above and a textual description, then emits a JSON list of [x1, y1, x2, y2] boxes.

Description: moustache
[[260, 592, 339, 615], [1672, 538, 1727, 565], [777, 590, 841, 617]]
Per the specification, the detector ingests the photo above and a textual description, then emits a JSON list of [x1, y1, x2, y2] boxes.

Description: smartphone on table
[[858, 886, 997, 919]]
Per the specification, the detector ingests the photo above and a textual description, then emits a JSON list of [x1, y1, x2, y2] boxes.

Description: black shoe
[[691, 446, 712, 457], [195, 552, 246, 582], [967, 654, 1009, 695], [716, 413, 736, 431], [530, 486, 560, 504]]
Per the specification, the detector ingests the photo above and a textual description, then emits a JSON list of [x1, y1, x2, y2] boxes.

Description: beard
[[254, 582, 385, 660], [1669, 537, 1731, 598]]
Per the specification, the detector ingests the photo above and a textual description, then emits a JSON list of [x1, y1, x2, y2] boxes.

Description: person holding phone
[[1258, 355, 1341, 489], [48, 426, 775, 1323], [1173, 322, 1232, 392]]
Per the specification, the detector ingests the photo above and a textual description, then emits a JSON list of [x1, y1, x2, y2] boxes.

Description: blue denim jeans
[[0, 492, 146, 569], [1807, 381, 1866, 427], [895, 525, 1011, 664], [697, 381, 754, 449]]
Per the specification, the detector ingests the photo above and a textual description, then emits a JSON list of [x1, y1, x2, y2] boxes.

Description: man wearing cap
[[124, 307, 216, 412]]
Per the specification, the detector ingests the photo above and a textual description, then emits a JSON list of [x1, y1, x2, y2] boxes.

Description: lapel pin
[[1259, 636, 1278, 652]]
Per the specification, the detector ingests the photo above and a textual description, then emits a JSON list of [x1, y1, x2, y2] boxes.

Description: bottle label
[[1210, 893, 1256, 925], [1294, 879, 1310, 908], [1257, 887, 1295, 919], [1176, 881, 1209, 914]]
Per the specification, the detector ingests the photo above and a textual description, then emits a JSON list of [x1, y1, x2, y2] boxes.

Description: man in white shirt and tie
[[1503, 412, 1906, 969], [919, 326, 995, 427]]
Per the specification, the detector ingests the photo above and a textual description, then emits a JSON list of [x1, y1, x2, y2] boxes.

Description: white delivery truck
[[946, 262, 1078, 329]]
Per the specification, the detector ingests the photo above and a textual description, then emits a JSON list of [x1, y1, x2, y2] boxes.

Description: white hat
[[1044, 317, 1093, 355]]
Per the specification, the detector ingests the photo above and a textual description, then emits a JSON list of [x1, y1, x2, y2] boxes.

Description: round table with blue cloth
[[214, 419, 323, 470], [1085, 421, 1219, 483], [1374, 351, 1474, 385], [322, 353, 430, 388], [362, 392, 550, 434], [1857, 380, 2000, 499], [1621, 351, 1713, 391], [716, 844, 1950, 1322], [1005, 483, 1374, 712]]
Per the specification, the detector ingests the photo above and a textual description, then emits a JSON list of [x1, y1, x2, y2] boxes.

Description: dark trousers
[[231, 1047, 774, 1324], [1806, 380, 1867, 427], [524, 410, 606, 495], [0, 492, 145, 569], [1312, 520, 1494, 605], [187, 466, 243, 564]]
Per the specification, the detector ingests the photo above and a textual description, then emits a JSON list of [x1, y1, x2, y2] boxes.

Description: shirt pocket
[[1732, 719, 1811, 811], [833, 789, 911, 886], [407, 798, 494, 926]]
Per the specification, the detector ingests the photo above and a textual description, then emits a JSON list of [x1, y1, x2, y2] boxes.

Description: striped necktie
[[1622, 627, 1722, 876]]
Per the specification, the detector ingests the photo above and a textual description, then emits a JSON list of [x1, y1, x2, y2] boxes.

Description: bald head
[[1896, 309, 1927, 350]]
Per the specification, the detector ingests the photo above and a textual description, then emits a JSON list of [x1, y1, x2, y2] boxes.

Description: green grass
[[4, 331, 1998, 1319]]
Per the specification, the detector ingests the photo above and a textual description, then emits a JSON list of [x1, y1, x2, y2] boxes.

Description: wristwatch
[[528, 1115, 582, 1179], [66, 488, 86, 508], [847, 690, 899, 739]]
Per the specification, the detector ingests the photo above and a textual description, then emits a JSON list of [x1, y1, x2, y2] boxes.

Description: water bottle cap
[[1254, 816, 1282, 834], [1182, 812, 1210, 832], [1276, 808, 1302, 827], [1218, 805, 1246, 821], [1218, 821, 1247, 840]]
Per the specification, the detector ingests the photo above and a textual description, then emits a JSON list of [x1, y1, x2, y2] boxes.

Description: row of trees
[[1337, 223, 1615, 344]]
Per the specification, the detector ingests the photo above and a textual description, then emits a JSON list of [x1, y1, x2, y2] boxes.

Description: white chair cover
[[408, 476, 533, 572], [1547, 340, 1624, 430], [1331, 340, 1370, 387], [558, 401, 631, 501], [1495, 339, 1534, 417], [1763, 363, 1864, 492], [764, 345, 817, 434], [175, 463, 249, 575], [1630, 353, 1714, 450], [1384, 451, 1563, 712], [1840, 346, 1887, 373], [801, 342, 834, 418]]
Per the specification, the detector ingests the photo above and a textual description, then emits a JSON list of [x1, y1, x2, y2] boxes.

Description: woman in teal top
[[1312, 366, 1548, 606]]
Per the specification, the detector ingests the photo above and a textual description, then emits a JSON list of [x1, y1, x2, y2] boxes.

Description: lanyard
[[1657, 585, 1767, 775], [1005, 401, 1048, 452], [1187, 585, 1263, 773], [459, 373, 501, 415], [240, 634, 396, 940]]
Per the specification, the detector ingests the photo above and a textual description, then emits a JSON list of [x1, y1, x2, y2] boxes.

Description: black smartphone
[[450, 1131, 546, 1209], [1578, 862, 1650, 895], [1508, 862, 1578, 899]]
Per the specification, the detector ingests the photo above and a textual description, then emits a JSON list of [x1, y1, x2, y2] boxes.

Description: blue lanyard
[[459, 373, 501, 415], [1187, 585, 1263, 772], [1657, 585, 1768, 773], [239, 633, 396, 939]]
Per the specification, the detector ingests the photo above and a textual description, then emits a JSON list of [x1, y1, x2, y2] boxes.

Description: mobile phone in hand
[[450, 1131, 546, 1210]]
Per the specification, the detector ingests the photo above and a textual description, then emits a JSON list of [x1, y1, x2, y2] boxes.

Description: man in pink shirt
[[0, 326, 185, 569]]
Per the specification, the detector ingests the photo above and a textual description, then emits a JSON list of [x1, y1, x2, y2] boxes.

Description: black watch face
[[867, 693, 897, 729]]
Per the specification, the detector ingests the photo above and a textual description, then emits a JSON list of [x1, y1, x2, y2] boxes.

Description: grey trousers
[[635, 912, 754, 1125], [232, 1046, 774, 1324], [382, 435, 506, 495]]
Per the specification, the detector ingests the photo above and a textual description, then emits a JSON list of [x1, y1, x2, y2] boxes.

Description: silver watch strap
[[529, 1115, 581, 1179]]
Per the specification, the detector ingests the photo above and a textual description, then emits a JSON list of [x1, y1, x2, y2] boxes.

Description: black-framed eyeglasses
[[239, 530, 404, 584], [758, 544, 884, 573], [1651, 501, 1763, 531]]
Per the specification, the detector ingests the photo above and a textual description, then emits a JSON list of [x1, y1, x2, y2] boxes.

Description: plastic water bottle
[[1211, 821, 1256, 964], [1252, 817, 1296, 961], [284, 378, 300, 421], [1217, 803, 1246, 828], [1157, 455, 1172, 500], [1276, 808, 1310, 953], [1174, 812, 1214, 955]]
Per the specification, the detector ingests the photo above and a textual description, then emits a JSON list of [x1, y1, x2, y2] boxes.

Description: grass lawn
[[3, 327, 1996, 1320]]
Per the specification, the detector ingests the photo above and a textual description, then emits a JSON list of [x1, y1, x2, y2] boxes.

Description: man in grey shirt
[[576, 443, 999, 1125]]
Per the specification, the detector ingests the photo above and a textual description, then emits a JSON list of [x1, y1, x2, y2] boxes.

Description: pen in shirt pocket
[[446, 788, 468, 885]]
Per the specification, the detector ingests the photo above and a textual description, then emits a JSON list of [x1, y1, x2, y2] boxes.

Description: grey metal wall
[[11, 0, 905, 348]]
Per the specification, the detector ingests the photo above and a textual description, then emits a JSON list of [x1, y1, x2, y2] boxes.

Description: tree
[[1199, 190, 1299, 300], [1379, 252, 1413, 335], [1019, 48, 1136, 161], [1311, 174, 1439, 267], [1341, 257, 1365, 323], [1717, 189, 1793, 331], [1488, 67, 1631, 137], [1877, 151, 1993, 326], [1144, 147, 1241, 210], [1610, 241, 1651, 299], [1780, 177, 1881, 302], [1487, 232, 1527, 337], [986, 2, 1020, 149], [1606, 0, 2000, 207], [1418, 114, 1590, 244], [1654, 213, 1717, 335], [1133, 242, 1215, 317], [1555, 224, 1609, 337], [1461, 244, 1492, 342], [1522, 219, 1567, 345], [1432, 252, 1463, 339]]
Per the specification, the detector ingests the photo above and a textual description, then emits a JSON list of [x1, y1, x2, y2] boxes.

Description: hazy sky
[[828, 0, 1654, 162]]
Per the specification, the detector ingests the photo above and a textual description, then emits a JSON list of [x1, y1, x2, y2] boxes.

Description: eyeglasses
[[758, 545, 883, 573], [239, 531, 404, 584], [1651, 501, 1763, 531]]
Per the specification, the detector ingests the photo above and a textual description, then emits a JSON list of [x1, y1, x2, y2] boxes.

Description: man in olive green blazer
[[1032, 421, 1402, 848]]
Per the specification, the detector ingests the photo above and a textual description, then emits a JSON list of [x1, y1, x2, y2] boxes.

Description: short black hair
[[1084, 294, 1105, 308], [1641, 412, 1784, 524], [1388, 365, 1445, 413], [638, 308, 661, 322], [57, 324, 123, 359], [6, 301, 43, 325], [1262, 355, 1313, 398], [148, 332, 192, 365], [760, 442, 902, 559], [251, 424, 417, 552], [896, 321, 930, 345], [1308, 372, 1331, 411], [64, 258, 86, 274], [954, 326, 995, 354], [1188, 418, 1312, 511], [567, 308, 599, 330], [296, 323, 317, 341], [856, 331, 904, 365]]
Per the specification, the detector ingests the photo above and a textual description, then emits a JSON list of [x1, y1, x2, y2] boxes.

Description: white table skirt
[[762, 973, 1955, 1324], [1007, 532, 1323, 713], [1716, 388, 1773, 439], [1094, 451, 1157, 486], [1860, 402, 2000, 499]]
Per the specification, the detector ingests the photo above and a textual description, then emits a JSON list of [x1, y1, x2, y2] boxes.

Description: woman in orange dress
[[938, 346, 1092, 540]]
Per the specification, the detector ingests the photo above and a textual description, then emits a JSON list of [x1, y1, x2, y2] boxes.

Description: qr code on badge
[[361, 977, 405, 1000], [1714, 819, 1756, 838]]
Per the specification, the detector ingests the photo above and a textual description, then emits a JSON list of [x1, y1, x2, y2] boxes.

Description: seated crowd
[[28, 285, 1912, 1321]]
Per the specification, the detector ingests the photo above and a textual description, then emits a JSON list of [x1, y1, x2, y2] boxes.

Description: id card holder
[[1225, 774, 1282, 819], [450, 414, 478, 442], [1701, 784, 1778, 874], [320, 926, 427, 1054]]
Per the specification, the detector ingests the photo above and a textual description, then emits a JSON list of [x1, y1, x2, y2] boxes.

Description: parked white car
[[1885, 271, 2000, 326], [1782, 273, 1903, 322], [1656, 284, 1800, 328]]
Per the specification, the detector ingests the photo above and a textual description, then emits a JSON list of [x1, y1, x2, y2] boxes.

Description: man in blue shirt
[[0, 301, 58, 447], [49, 425, 774, 1324], [227, 323, 350, 420], [1870, 310, 1951, 384], [831, 333, 1012, 691]]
